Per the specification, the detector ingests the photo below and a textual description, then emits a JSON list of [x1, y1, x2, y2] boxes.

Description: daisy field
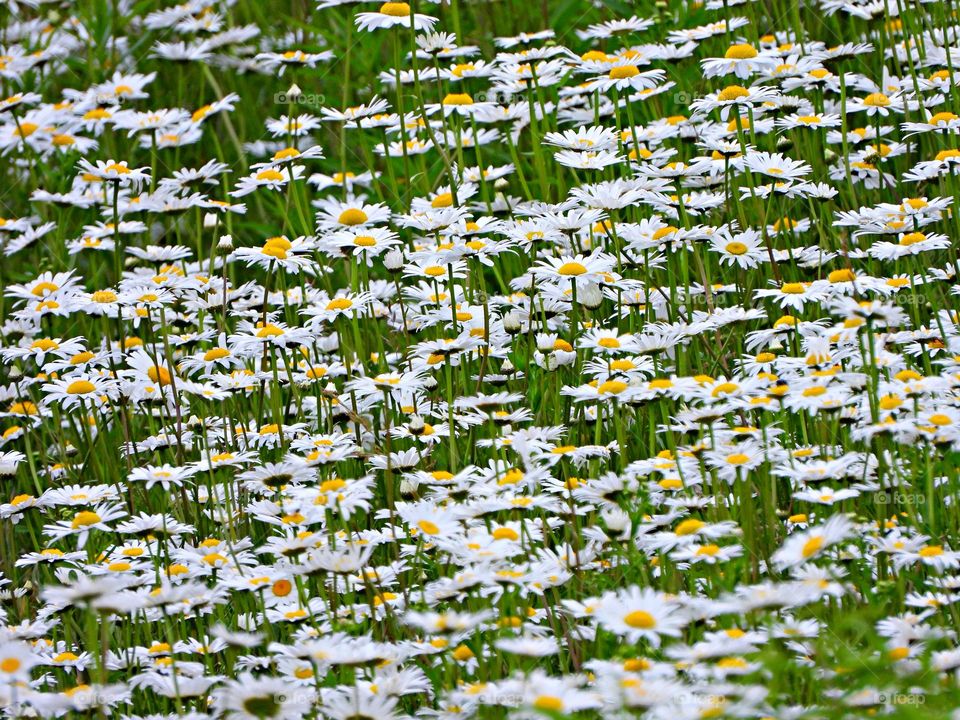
[[1, 0, 960, 718]]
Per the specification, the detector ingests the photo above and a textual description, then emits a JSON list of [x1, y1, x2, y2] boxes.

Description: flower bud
[[601, 506, 631, 533], [536, 333, 555, 352], [384, 249, 404, 271], [408, 414, 426, 435], [578, 281, 603, 309], [502, 311, 522, 334]]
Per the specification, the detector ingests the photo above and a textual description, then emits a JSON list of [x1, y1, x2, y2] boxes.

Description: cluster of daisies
[[4, 0, 960, 717]]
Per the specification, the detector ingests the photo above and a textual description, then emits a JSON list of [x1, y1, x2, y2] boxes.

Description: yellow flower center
[[676, 519, 706, 535], [338, 208, 368, 225], [380, 2, 410, 15], [598, 380, 629, 395], [624, 610, 656, 628], [71, 511, 101, 529], [31, 338, 59, 351], [557, 262, 588, 276], [442, 93, 474, 106], [256, 324, 285, 338], [431, 192, 454, 208], [863, 92, 890, 107], [91, 290, 117, 303], [256, 169, 285, 182], [452, 644, 475, 661], [725, 44, 758, 59], [802, 536, 824, 558], [930, 112, 958, 124], [828, 269, 856, 283], [15, 122, 38, 137], [900, 232, 926, 246], [609, 64, 640, 79], [66, 380, 95, 395], [725, 241, 748, 255], [147, 366, 172, 386], [31, 281, 59, 296], [717, 85, 750, 101], [533, 697, 564, 712]]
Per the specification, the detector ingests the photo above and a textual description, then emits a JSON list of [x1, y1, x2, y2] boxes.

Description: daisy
[[535, 251, 617, 284], [42, 503, 128, 548], [772, 514, 854, 569], [691, 84, 781, 117], [42, 375, 115, 410], [701, 43, 778, 79], [588, 63, 666, 93], [593, 586, 688, 646], [76, 158, 150, 187], [230, 165, 305, 197], [554, 149, 625, 169], [740, 151, 811, 181], [754, 280, 830, 311], [0, 641, 39, 682], [315, 198, 393, 230], [213, 674, 315, 720], [356, 3, 438, 32], [709, 229, 766, 268], [255, 48, 334, 75]]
